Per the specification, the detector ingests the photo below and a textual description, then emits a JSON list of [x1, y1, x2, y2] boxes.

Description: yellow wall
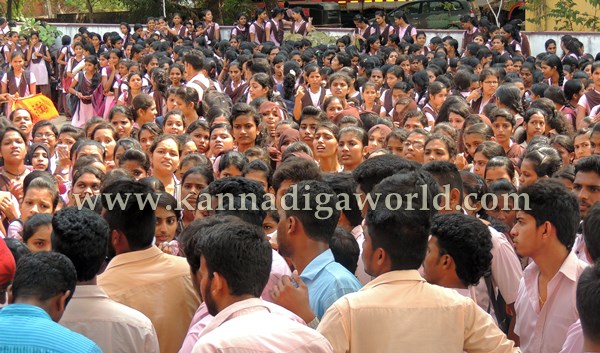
[[526, 0, 599, 31]]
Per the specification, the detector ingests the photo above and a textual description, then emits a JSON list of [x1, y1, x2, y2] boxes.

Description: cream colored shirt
[[317, 270, 520, 353], [60, 285, 159, 353], [98, 246, 201, 353]]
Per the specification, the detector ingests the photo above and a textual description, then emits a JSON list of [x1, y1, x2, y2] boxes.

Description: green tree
[[62, 0, 127, 22]]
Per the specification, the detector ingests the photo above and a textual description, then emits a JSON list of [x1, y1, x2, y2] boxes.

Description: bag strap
[[484, 275, 510, 333]]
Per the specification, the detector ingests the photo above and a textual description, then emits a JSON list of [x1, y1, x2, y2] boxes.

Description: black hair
[[496, 84, 524, 115], [329, 227, 360, 274], [485, 156, 516, 182], [198, 217, 272, 301], [352, 154, 418, 193], [11, 251, 76, 304], [575, 154, 600, 177], [101, 180, 156, 250], [366, 171, 437, 270], [138, 176, 165, 192], [206, 177, 266, 226], [522, 146, 563, 178], [218, 150, 248, 174], [182, 166, 214, 187], [242, 159, 272, 188], [24, 175, 60, 211], [281, 180, 340, 243], [584, 202, 600, 263], [75, 139, 106, 162], [22, 213, 53, 244], [422, 161, 464, 201], [324, 173, 363, 227], [430, 213, 493, 287], [4, 238, 30, 264], [272, 158, 323, 192], [518, 179, 580, 251], [577, 263, 600, 344], [51, 207, 109, 282]]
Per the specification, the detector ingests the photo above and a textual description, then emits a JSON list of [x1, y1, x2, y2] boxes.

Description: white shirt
[[186, 72, 210, 101], [1, 72, 37, 95], [353, 223, 371, 285], [192, 298, 332, 353], [515, 252, 588, 353], [60, 285, 160, 353], [474, 226, 522, 320]]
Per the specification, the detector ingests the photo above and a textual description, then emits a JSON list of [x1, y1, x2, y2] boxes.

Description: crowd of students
[[0, 8, 599, 353]]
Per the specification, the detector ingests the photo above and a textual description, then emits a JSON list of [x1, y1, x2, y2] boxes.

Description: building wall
[[526, 0, 599, 31]]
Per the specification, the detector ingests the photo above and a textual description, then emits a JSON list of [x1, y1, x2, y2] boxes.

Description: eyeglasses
[[483, 81, 499, 85], [403, 140, 424, 149], [34, 133, 56, 139]]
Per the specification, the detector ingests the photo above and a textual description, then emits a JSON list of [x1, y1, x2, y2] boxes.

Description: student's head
[[132, 93, 157, 125], [101, 180, 156, 253], [155, 192, 180, 246], [108, 105, 134, 139], [209, 123, 235, 157], [186, 120, 211, 154], [69, 166, 105, 205], [21, 176, 59, 223], [424, 213, 493, 288], [217, 151, 248, 179], [51, 207, 109, 282], [150, 134, 181, 177], [472, 141, 505, 178], [403, 110, 428, 131], [511, 179, 579, 257], [272, 157, 323, 195], [230, 103, 261, 148], [329, 227, 360, 274], [519, 146, 563, 186], [422, 161, 463, 213], [364, 171, 436, 276], [484, 156, 515, 186], [22, 213, 53, 253], [162, 110, 186, 136], [325, 173, 363, 229], [9, 251, 76, 321], [277, 180, 340, 258], [242, 159, 272, 193], [204, 177, 266, 227], [424, 133, 457, 163], [185, 217, 272, 316], [91, 122, 118, 161], [576, 263, 600, 348], [574, 155, 600, 218], [352, 153, 418, 196], [402, 129, 429, 163], [463, 123, 493, 158], [31, 120, 58, 152], [583, 202, 600, 263]]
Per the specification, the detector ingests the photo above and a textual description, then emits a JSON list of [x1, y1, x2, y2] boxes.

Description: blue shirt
[[0, 304, 102, 353], [300, 249, 362, 319]]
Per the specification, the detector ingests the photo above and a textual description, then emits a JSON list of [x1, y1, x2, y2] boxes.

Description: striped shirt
[[0, 304, 101, 353]]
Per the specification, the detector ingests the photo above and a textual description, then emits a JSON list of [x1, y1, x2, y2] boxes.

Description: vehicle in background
[[280, 0, 525, 28], [384, 0, 470, 29]]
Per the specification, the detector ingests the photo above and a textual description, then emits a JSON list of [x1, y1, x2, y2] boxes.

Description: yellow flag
[[13, 94, 59, 123]]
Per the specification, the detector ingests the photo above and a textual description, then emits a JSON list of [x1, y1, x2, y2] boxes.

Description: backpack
[[191, 78, 219, 116]]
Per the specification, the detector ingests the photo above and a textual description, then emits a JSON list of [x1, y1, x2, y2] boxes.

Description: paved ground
[[52, 115, 70, 129]]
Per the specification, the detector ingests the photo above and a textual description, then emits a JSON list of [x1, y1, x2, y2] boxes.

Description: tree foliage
[[527, 0, 600, 31], [19, 18, 63, 46]]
